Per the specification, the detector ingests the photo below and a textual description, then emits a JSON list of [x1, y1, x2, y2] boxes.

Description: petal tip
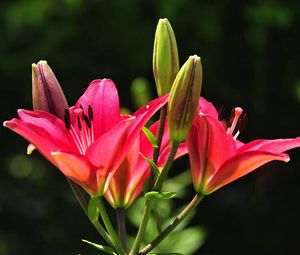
[[27, 144, 36, 155]]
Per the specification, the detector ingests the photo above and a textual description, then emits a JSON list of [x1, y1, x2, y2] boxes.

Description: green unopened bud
[[153, 18, 179, 96], [168, 55, 203, 142], [32, 60, 68, 118]]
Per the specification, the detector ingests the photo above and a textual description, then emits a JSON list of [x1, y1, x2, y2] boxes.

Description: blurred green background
[[1, 0, 299, 254]]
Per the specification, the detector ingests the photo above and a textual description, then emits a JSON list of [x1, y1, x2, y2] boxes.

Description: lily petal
[[129, 94, 168, 141], [199, 97, 219, 117], [86, 117, 133, 195], [4, 118, 74, 165], [16, 109, 77, 151], [51, 151, 98, 195], [75, 79, 121, 138], [204, 150, 290, 194], [238, 137, 300, 154]]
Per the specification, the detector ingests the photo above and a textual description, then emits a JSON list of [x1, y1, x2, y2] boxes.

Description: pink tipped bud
[[168, 55, 203, 142], [32, 61, 68, 118]]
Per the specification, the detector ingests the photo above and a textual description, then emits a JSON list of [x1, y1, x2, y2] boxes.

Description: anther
[[64, 114, 71, 130], [64, 109, 71, 130], [218, 104, 226, 121], [238, 113, 248, 134], [83, 114, 91, 128], [77, 116, 82, 130], [228, 108, 235, 126], [88, 105, 93, 120]]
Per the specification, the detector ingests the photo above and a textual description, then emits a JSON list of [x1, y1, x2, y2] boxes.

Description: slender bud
[[153, 18, 179, 96], [32, 60, 68, 118], [168, 55, 203, 142]]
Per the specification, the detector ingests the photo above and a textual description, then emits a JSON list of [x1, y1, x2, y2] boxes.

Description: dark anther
[[80, 104, 84, 110], [88, 105, 93, 120], [77, 116, 82, 130], [228, 108, 235, 126], [83, 114, 91, 128], [238, 113, 248, 133], [64, 110, 71, 130], [218, 104, 226, 121], [64, 109, 70, 118]]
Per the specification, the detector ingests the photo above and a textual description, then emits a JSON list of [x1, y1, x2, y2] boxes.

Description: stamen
[[88, 105, 93, 120], [227, 107, 243, 134], [218, 104, 226, 121]]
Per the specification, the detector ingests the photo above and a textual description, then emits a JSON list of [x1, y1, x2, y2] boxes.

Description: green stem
[[96, 198, 126, 255], [129, 200, 153, 255], [153, 142, 179, 191], [66, 178, 113, 247], [153, 207, 162, 233], [130, 142, 179, 255], [153, 105, 167, 164], [117, 208, 128, 252], [139, 193, 204, 255]]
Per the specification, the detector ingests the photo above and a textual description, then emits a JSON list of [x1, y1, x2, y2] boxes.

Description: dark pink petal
[[204, 114, 237, 175], [125, 169, 150, 208], [186, 122, 205, 191], [199, 97, 219, 117], [158, 143, 188, 168], [129, 94, 168, 142], [107, 138, 141, 208], [75, 79, 121, 138], [4, 118, 75, 166], [86, 117, 133, 195], [204, 150, 290, 194], [51, 151, 98, 196], [16, 109, 77, 151], [238, 137, 300, 154]]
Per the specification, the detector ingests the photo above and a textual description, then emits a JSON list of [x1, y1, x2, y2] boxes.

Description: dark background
[[0, 0, 299, 254]]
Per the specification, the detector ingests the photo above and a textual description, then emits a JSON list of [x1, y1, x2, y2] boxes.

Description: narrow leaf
[[140, 153, 160, 177], [145, 191, 176, 201], [142, 126, 158, 148], [88, 197, 99, 222], [82, 239, 117, 255]]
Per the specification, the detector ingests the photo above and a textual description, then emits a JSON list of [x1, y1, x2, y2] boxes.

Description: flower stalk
[[129, 142, 180, 255], [117, 208, 128, 252], [96, 198, 126, 255], [139, 193, 204, 255]]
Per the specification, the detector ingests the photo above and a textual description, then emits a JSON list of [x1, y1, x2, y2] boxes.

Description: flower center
[[218, 106, 248, 140], [64, 105, 95, 154]]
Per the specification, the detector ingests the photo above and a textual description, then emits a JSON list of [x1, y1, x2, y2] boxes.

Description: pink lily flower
[[4, 79, 168, 196], [104, 121, 187, 208], [186, 97, 300, 195]]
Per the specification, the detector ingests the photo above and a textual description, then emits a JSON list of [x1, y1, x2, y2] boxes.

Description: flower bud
[[153, 18, 179, 96], [168, 55, 203, 142], [32, 61, 68, 119]]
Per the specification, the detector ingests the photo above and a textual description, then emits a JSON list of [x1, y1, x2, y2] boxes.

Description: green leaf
[[145, 191, 176, 201], [150, 253, 183, 255], [142, 126, 158, 148], [82, 239, 117, 255], [140, 153, 161, 177], [88, 197, 100, 222], [152, 226, 206, 255]]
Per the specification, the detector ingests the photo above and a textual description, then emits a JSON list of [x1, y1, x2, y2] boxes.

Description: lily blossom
[[186, 97, 300, 195], [4, 79, 168, 196], [105, 121, 187, 208]]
